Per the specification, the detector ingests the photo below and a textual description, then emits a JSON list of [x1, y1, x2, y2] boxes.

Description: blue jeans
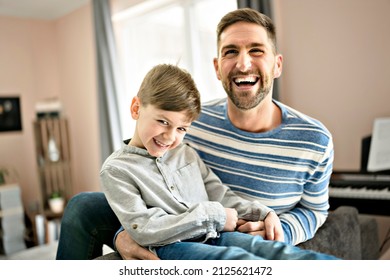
[[56, 192, 121, 259], [156, 232, 338, 260], [56, 192, 338, 260]]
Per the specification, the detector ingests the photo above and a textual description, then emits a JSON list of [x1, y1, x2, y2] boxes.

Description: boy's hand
[[116, 230, 160, 260], [223, 208, 238, 231]]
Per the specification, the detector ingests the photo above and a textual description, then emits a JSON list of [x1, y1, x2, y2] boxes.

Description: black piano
[[329, 171, 390, 216], [329, 136, 390, 216]]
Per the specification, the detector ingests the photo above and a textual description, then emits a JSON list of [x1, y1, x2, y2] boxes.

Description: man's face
[[214, 22, 282, 110]]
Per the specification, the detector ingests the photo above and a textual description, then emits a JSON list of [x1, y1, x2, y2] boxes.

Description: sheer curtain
[[112, 0, 237, 140], [92, 0, 123, 162], [237, 0, 279, 101]]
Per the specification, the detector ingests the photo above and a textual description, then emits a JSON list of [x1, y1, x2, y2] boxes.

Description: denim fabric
[[56, 192, 120, 260], [156, 232, 339, 260]]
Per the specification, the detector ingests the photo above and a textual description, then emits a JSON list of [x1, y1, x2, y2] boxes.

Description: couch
[[96, 206, 380, 260]]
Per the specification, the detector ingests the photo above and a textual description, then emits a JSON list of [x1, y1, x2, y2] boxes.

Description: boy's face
[[130, 97, 192, 157]]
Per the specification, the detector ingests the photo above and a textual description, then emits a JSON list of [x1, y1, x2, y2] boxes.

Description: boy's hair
[[216, 8, 277, 54], [137, 64, 201, 121]]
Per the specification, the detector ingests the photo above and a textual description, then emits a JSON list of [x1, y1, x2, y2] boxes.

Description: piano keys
[[328, 172, 390, 216]]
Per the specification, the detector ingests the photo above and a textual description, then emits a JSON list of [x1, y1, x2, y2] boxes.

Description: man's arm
[[115, 229, 160, 260]]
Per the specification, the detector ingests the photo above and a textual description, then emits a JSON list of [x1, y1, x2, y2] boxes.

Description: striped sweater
[[185, 98, 334, 245]]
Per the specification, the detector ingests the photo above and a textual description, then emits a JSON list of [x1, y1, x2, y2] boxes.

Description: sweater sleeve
[[279, 141, 334, 245]]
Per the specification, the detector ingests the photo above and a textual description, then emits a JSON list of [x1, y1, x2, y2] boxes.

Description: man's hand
[[115, 230, 160, 260], [236, 212, 284, 242], [263, 211, 284, 242], [236, 219, 266, 237]]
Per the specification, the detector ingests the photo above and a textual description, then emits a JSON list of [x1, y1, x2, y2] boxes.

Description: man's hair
[[216, 8, 277, 53], [137, 64, 201, 121]]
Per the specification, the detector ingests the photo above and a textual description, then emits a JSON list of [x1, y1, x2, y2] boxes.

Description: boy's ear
[[130, 96, 141, 119]]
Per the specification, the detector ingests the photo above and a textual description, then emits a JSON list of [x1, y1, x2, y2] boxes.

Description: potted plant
[[0, 167, 9, 185], [48, 191, 65, 213]]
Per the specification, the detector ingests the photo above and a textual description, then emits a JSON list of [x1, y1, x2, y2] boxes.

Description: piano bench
[[298, 206, 379, 259]]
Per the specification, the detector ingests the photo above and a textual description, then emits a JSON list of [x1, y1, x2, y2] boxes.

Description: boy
[[101, 64, 337, 260]]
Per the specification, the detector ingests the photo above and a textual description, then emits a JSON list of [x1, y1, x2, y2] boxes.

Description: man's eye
[[223, 49, 237, 56], [250, 49, 264, 55]]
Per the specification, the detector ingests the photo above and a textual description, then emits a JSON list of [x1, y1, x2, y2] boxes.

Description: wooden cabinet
[[33, 118, 72, 212]]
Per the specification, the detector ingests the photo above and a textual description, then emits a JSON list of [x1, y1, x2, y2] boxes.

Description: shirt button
[[132, 224, 138, 229], [170, 186, 174, 190]]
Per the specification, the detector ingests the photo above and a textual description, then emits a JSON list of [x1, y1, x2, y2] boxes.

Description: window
[[112, 0, 237, 139]]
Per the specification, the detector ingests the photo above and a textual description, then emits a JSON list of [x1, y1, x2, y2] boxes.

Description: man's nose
[[236, 52, 252, 72]]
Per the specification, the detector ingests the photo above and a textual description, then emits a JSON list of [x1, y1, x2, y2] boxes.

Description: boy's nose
[[163, 129, 176, 142]]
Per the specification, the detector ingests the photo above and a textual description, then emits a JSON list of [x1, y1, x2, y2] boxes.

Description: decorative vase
[[48, 197, 65, 213], [48, 136, 60, 162]]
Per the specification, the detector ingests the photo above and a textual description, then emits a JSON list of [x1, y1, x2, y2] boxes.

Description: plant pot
[[48, 197, 65, 214]]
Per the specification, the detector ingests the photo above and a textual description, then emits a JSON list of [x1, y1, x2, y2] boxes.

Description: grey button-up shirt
[[101, 142, 272, 248]]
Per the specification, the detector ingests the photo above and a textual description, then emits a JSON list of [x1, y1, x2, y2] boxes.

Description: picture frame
[[0, 96, 22, 132]]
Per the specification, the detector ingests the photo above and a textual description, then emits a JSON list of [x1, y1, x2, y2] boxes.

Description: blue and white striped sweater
[[185, 98, 334, 245]]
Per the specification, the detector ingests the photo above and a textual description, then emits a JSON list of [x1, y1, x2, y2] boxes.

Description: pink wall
[[275, 0, 390, 170], [0, 3, 100, 213]]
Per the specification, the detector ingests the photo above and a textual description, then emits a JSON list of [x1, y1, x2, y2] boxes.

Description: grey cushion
[[95, 251, 122, 260], [359, 214, 380, 260], [298, 206, 362, 259]]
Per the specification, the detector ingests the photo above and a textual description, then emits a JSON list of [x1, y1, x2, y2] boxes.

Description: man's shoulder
[[278, 101, 329, 129], [277, 101, 333, 144]]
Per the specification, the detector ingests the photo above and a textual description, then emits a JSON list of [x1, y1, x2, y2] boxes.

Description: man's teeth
[[234, 76, 258, 84]]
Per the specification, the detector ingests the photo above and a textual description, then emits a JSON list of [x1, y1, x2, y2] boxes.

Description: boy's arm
[[101, 166, 227, 247]]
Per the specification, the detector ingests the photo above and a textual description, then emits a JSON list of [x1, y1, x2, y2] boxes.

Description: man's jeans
[[156, 232, 338, 260], [56, 192, 121, 259]]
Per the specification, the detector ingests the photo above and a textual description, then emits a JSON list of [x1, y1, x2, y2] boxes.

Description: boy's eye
[[178, 127, 187, 133], [158, 120, 169, 125]]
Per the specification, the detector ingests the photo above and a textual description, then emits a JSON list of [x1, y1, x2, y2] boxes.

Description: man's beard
[[223, 70, 274, 111]]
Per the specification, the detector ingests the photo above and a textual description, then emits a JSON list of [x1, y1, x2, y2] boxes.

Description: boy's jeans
[[156, 232, 339, 260]]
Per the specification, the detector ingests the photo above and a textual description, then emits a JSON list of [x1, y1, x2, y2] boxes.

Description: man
[[56, 8, 333, 260]]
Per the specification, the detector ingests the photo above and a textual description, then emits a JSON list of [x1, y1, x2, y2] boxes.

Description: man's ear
[[130, 96, 141, 119], [213, 58, 222, 81], [273, 54, 283, 78]]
